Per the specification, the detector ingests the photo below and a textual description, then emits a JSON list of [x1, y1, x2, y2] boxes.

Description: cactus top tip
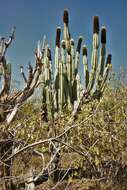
[[106, 54, 112, 65], [57, 26, 61, 30], [79, 36, 83, 40], [56, 27, 61, 34], [76, 36, 83, 53], [61, 40, 66, 49], [76, 74, 80, 81], [70, 39, 74, 46], [82, 46, 87, 56], [47, 48, 52, 61], [63, 9, 69, 24], [93, 16, 99, 34], [56, 27, 61, 47], [101, 27, 106, 44], [56, 27, 61, 38]]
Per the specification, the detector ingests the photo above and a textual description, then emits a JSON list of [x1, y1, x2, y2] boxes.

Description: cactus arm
[[100, 27, 106, 77], [100, 54, 112, 91], [41, 35, 46, 55], [96, 27, 106, 90], [82, 45, 89, 89], [66, 51, 71, 84], [55, 27, 61, 77], [55, 46, 59, 77], [63, 9, 72, 108], [87, 16, 99, 92], [67, 51, 73, 107], [63, 10, 71, 52], [46, 87, 54, 122], [76, 74, 81, 102], [37, 40, 42, 60], [75, 36, 83, 76], [63, 10, 72, 107], [60, 61, 63, 111], [70, 39, 75, 81], [47, 47, 53, 83], [61, 40, 68, 107], [61, 40, 66, 69], [54, 27, 61, 111]]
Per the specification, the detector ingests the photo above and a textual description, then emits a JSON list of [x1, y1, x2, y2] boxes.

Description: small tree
[[0, 28, 44, 125]]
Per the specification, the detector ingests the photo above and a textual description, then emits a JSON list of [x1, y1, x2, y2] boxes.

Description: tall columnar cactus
[[82, 46, 89, 89], [75, 36, 83, 76], [63, 10, 71, 52], [38, 10, 112, 121], [87, 16, 99, 93], [70, 39, 75, 81], [96, 27, 106, 90]]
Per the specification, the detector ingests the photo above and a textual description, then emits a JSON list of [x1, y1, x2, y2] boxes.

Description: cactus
[[87, 16, 99, 93], [96, 27, 106, 90], [82, 46, 89, 89], [39, 10, 112, 121]]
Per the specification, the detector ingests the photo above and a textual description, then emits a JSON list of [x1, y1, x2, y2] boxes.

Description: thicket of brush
[[1, 74, 126, 190], [0, 9, 127, 190]]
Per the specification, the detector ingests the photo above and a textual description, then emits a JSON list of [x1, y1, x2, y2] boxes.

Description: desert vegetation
[[0, 10, 127, 190]]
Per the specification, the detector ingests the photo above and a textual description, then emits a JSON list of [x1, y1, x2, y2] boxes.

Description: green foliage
[[7, 81, 127, 179], [0, 74, 126, 190]]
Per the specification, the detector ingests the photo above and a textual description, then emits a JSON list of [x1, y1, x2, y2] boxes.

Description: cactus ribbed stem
[[61, 40, 66, 69], [54, 46, 59, 78], [55, 27, 61, 76], [87, 16, 99, 92], [63, 10, 71, 52], [37, 40, 42, 60], [67, 53, 71, 83], [75, 36, 83, 76], [54, 27, 61, 111], [46, 87, 52, 121], [59, 61, 63, 111], [82, 46, 89, 89], [76, 74, 81, 102], [96, 27, 106, 90], [61, 40, 68, 106], [71, 39, 75, 82], [66, 52, 72, 108], [48, 48, 53, 84], [101, 54, 112, 91]]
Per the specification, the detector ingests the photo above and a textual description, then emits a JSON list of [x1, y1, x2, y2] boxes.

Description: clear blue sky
[[0, 0, 127, 81]]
